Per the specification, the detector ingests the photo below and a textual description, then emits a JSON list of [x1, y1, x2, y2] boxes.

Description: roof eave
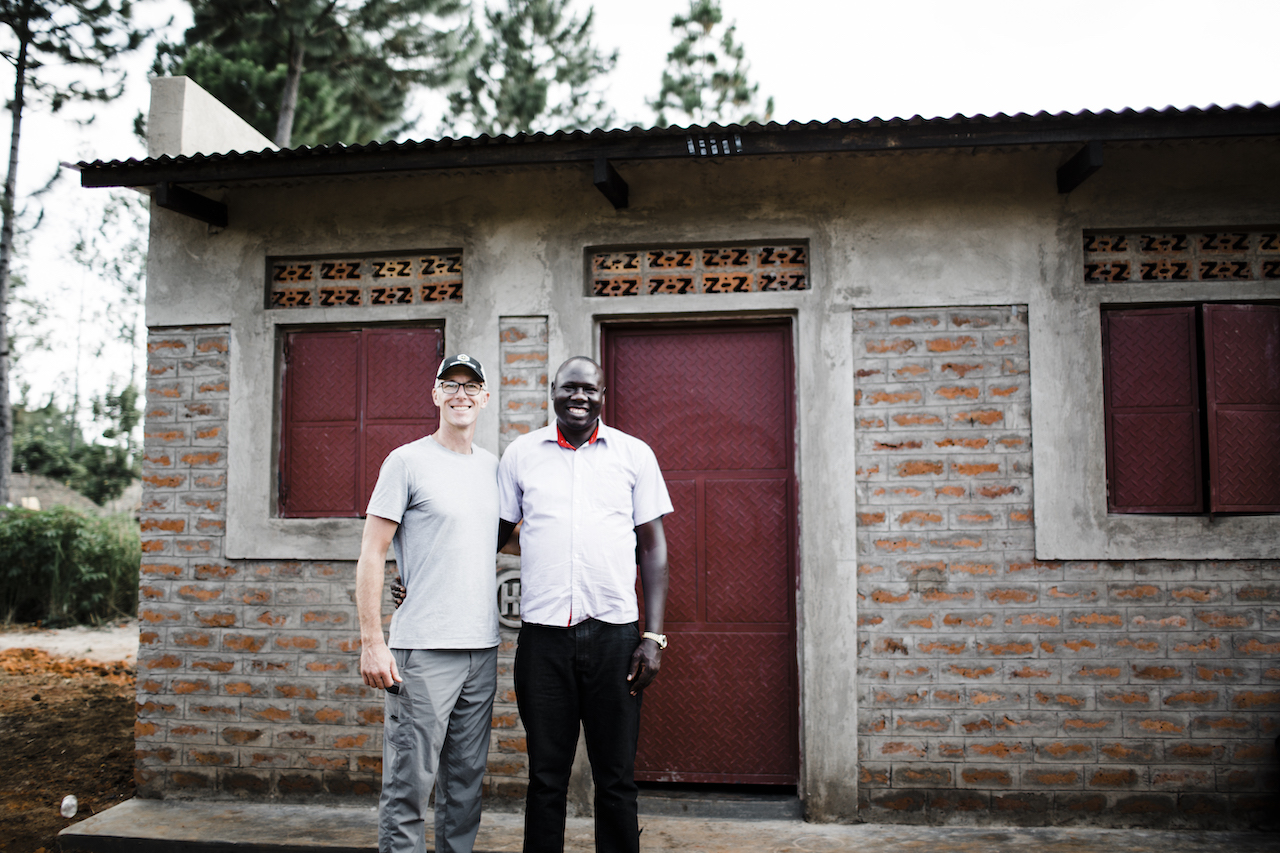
[[79, 108, 1280, 190]]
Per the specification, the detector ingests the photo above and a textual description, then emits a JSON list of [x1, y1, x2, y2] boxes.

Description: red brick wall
[[137, 325, 537, 801], [497, 316, 549, 454], [853, 307, 1280, 828], [138, 326, 381, 797]]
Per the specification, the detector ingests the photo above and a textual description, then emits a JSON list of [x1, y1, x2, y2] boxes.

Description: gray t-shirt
[[366, 435, 500, 650]]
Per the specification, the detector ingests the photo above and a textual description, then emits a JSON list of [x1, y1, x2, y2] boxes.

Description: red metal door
[[603, 321, 798, 784]]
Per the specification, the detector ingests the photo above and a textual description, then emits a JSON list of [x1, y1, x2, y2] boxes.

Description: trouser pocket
[[384, 650, 411, 749]]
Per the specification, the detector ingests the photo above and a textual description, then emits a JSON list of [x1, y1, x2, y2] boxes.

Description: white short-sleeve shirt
[[497, 422, 673, 627]]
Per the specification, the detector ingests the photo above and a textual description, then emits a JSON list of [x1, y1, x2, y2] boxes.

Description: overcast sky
[[594, 0, 1280, 127], [6, 0, 1280, 408]]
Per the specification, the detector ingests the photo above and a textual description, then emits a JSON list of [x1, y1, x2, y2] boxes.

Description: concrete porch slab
[[57, 799, 379, 853], [58, 798, 1277, 853]]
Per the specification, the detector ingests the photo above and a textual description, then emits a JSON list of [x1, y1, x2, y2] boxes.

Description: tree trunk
[[274, 34, 307, 148], [0, 32, 30, 507]]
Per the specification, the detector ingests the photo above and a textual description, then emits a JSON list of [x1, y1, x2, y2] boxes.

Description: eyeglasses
[[438, 380, 484, 397]]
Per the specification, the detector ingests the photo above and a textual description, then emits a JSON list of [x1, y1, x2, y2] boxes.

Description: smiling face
[[432, 366, 489, 429], [552, 358, 604, 435]]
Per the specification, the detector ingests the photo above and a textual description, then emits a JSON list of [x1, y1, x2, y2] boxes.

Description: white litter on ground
[[60, 795, 78, 818]]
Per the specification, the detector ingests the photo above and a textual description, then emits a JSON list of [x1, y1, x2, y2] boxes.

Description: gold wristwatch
[[642, 631, 668, 649]]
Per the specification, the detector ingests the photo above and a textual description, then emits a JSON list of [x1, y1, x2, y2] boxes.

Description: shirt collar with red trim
[[555, 420, 600, 450]]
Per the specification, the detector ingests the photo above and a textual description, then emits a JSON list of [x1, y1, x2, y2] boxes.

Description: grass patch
[[0, 506, 140, 626]]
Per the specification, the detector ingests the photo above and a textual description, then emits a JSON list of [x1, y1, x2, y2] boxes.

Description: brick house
[[79, 78, 1280, 828]]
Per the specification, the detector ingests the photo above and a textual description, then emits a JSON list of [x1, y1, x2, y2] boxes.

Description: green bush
[[0, 506, 140, 626]]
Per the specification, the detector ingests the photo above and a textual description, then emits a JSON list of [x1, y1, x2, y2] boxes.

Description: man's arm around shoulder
[[356, 514, 401, 689]]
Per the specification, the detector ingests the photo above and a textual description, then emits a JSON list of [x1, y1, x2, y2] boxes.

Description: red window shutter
[[281, 331, 362, 516], [1204, 304, 1280, 512], [361, 328, 443, 512], [1102, 308, 1203, 512], [281, 327, 442, 517]]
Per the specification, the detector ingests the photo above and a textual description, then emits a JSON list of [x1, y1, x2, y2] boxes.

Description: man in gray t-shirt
[[356, 353, 499, 853]]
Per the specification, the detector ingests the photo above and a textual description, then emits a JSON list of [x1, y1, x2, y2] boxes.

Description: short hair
[[553, 356, 602, 386]]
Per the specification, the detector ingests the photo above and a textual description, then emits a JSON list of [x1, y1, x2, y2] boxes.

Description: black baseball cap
[[436, 353, 487, 383]]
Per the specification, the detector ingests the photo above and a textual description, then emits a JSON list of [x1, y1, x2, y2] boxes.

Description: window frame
[[1030, 233, 1280, 561]]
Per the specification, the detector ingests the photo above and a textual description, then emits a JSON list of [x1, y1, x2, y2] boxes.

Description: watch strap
[[642, 631, 668, 649]]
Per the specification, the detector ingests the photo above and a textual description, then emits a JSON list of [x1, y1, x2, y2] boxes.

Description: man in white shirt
[[356, 354, 499, 853], [496, 356, 672, 853]]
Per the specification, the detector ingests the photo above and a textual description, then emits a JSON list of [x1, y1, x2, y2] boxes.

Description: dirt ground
[[0, 625, 136, 853]]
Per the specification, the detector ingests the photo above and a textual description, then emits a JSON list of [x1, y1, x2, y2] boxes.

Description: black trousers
[[515, 619, 642, 853]]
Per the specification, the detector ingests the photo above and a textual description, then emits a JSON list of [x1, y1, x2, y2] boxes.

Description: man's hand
[[627, 638, 661, 695], [497, 518, 519, 554], [360, 638, 401, 690], [391, 579, 406, 608]]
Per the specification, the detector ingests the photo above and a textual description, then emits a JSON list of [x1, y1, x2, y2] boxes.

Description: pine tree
[[12, 388, 141, 505], [650, 0, 772, 128], [0, 0, 148, 507], [444, 0, 616, 137], [155, 0, 476, 148], [72, 190, 147, 389]]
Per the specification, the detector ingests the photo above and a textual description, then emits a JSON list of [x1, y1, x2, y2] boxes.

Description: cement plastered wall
[[137, 138, 1280, 819], [1032, 140, 1280, 560]]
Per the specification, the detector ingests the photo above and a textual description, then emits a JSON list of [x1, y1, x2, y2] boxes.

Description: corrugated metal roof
[[78, 102, 1280, 188]]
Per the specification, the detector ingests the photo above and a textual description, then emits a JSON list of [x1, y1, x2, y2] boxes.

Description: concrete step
[[58, 798, 1279, 853], [638, 788, 801, 820], [58, 799, 376, 853]]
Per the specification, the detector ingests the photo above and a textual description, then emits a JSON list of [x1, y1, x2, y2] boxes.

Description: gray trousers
[[379, 647, 498, 853]]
